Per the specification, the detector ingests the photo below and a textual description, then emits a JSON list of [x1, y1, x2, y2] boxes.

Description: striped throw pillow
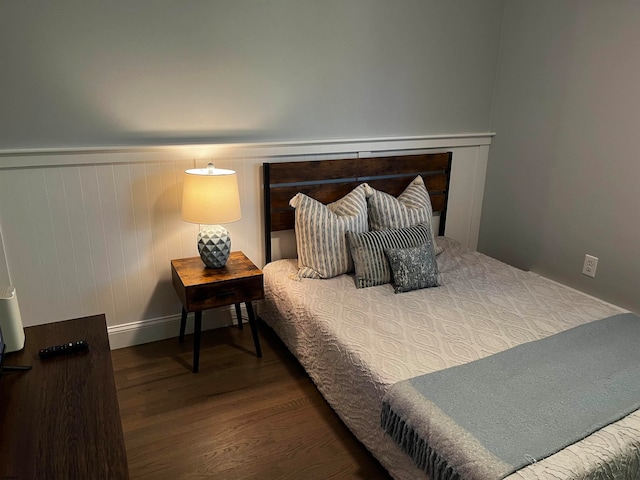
[[346, 222, 435, 288], [365, 176, 443, 255], [290, 184, 368, 279]]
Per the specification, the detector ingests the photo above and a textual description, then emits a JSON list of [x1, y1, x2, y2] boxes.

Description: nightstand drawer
[[185, 275, 264, 311]]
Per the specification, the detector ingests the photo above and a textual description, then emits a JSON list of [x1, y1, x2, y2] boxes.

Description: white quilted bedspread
[[260, 237, 640, 479]]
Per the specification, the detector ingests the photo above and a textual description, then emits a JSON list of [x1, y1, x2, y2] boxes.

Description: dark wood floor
[[111, 320, 392, 480]]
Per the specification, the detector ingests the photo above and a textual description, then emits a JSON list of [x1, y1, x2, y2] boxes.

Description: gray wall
[[0, 0, 504, 149], [5, 0, 635, 312], [479, 1, 640, 313]]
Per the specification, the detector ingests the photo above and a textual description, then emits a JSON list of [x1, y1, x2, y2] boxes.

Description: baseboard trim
[[107, 305, 242, 350]]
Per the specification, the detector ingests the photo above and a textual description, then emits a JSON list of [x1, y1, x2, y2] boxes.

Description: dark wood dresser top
[[0, 314, 129, 480]]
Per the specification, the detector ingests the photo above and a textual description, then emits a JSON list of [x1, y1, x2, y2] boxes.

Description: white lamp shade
[[182, 167, 242, 225]]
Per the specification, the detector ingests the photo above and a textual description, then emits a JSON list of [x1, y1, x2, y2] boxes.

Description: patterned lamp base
[[197, 225, 232, 268]]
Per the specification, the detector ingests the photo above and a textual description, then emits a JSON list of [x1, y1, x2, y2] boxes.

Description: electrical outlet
[[582, 254, 598, 278]]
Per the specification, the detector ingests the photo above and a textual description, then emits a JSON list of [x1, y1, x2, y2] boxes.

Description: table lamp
[[182, 163, 242, 268]]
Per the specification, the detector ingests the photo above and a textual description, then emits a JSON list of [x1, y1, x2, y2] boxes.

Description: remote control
[[39, 340, 89, 359]]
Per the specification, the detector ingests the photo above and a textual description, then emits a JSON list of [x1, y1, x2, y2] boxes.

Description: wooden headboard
[[263, 152, 452, 263]]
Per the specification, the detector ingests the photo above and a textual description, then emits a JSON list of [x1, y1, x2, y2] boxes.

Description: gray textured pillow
[[365, 176, 443, 255], [385, 244, 439, 293], [346, 222, 433, 288], [290, 184, 368, 279]]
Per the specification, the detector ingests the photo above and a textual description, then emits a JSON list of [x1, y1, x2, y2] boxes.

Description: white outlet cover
[[582, 254, 598, 278]]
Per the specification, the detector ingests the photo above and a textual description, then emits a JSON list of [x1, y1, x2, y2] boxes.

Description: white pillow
[[290, 184, 368, 279], [365, 176, 442, 254]]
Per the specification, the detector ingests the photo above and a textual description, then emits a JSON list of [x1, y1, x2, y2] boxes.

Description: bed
[[259, 153, 640, 480]]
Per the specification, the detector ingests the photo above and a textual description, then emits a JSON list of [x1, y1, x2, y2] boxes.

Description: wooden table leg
[[193, 311, 202, 373], [234, 303, 243, 330], [245, 301, 262, 358], [179, 307, 187, 343]]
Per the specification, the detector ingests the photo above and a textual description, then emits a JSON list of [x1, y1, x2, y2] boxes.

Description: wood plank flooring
[[112, 321, 392, 480]]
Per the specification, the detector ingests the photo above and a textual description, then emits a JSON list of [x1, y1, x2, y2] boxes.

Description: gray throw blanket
[[381, 313, 640, 480]]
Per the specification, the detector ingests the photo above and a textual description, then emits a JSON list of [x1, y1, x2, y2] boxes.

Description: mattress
[[259, 237, 640, 479]]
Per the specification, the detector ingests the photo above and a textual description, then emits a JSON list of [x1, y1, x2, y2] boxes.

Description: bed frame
[[259, 151, 640, 480], [262, 152, 452, 263]]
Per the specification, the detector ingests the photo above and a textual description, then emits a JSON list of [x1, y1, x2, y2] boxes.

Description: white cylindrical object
[[0, 286, 25, 352]]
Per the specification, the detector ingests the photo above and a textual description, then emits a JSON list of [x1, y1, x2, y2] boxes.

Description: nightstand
[[171, 251, 264, 372]]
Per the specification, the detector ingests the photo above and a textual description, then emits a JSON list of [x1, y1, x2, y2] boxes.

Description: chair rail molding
[[0, 133, 494, 169]]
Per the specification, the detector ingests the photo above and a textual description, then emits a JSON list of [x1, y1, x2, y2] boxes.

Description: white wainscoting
[[0, 134, 493, 348]]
